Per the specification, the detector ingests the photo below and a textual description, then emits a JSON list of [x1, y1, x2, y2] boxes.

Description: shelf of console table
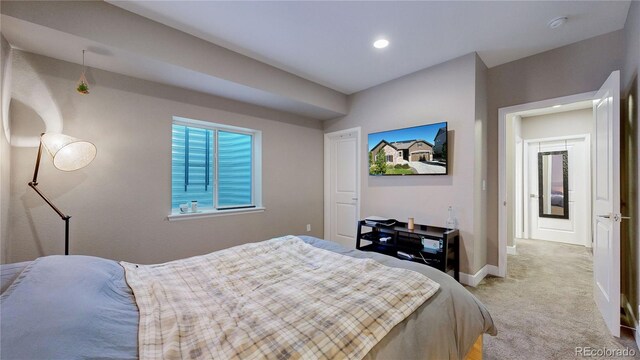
[[356, 220, 460, 282]]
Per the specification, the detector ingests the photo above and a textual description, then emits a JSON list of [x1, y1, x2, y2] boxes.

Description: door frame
[[522, 134, 592, 246], [498, 91, 595, 276], [324, 127, 361, 241], [515, 135, 523, 240]]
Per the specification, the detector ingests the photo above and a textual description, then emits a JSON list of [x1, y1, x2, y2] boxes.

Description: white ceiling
[[511, 100, 593, 119], [2, 1, 631, 121], [108, 1, 631, 94]]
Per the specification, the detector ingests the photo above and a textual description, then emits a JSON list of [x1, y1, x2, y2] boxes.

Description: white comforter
[[121, 236, 440, 360]]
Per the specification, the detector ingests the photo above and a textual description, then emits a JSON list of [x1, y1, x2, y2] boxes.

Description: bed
[[0, 235, 495, 359]]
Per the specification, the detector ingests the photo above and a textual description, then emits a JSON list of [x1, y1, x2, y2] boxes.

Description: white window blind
[[171, 120, 260, 213], [218, 131, 253, 208], [172, 124, 214, 209]]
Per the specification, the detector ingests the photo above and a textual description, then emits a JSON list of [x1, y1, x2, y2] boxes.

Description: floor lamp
[[28, 133, 97, 255]]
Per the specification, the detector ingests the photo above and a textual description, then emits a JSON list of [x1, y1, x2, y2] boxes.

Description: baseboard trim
[[507, 245, 517, 255], [460, 264, 500, 287]]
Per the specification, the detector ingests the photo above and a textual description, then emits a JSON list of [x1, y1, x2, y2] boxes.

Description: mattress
[[0, 236, 495, 359]]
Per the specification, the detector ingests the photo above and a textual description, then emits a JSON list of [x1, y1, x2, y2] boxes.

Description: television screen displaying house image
[[368, 122, 448, 175]]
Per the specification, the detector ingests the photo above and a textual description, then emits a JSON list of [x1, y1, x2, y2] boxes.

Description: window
[[171, 117, 262, 217], [386, 155, 393, 162]]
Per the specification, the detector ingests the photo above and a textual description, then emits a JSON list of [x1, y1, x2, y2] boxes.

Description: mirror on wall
[[538, 150, 569, 219]]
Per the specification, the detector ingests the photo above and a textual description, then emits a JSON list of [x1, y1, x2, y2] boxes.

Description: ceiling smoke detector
[[548, 16, 568, 29]]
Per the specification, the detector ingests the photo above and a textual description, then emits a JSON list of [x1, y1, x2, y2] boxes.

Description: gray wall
[[486, 30, 625, 266], [473, 54, 488, 272], [0, 34, 11, 264], [5, 50, 324, 264], [324, 53, 487, 275], [623, 0, 639, 96]]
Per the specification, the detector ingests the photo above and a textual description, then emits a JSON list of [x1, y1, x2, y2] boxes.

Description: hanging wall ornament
[[76, 50, 89, 94]]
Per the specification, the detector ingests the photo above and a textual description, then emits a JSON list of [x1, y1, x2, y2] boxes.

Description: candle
[[408, 217, 415, 230]]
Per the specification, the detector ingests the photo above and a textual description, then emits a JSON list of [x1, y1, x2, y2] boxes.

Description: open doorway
[[506, 101, 593, 250], [498, 71, 637, 348], [498, 72, 624, 338], [498, 91, 596, 275]]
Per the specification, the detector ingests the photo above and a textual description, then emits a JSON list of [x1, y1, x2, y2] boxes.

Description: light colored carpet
[[466, 239, 639, 359]]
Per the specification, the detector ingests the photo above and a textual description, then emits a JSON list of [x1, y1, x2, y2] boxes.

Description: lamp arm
[[29, 180, 71, 256], [27, 183, 70, 220], [28, 140, 72, 256], [28, 139, 70, 220], [31, 140, 42, 184]]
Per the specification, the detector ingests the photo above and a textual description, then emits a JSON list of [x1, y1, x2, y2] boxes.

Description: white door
[[324, 128, 360, 248], [528, 138, 589, 245], [592, 71, 620, 337]]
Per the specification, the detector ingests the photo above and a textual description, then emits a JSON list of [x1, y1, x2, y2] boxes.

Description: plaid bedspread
[[121, 235, 440, 360]]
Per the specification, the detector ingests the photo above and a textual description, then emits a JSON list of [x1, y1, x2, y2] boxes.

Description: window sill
[[167, 207, 265, 221]]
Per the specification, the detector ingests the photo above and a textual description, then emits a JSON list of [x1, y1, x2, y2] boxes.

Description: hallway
[[467, 239, 638, 359]]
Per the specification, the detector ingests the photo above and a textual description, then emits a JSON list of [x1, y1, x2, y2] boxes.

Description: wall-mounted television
[[368, 122, 448, 176]]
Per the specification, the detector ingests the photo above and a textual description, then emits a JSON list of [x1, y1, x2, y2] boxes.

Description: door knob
[[598, 214, 632, 222]]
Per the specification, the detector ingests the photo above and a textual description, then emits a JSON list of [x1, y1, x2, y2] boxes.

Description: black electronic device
[[364, 216, 397, 227]]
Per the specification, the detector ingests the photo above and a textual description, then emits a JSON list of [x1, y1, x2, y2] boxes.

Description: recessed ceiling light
[[548, 16, 568, 29], [373, 39, 389, 49], [552, 105, 562, 108]]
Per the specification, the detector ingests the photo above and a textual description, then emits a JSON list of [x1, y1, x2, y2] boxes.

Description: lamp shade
[[41, 133, 96, 171]]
